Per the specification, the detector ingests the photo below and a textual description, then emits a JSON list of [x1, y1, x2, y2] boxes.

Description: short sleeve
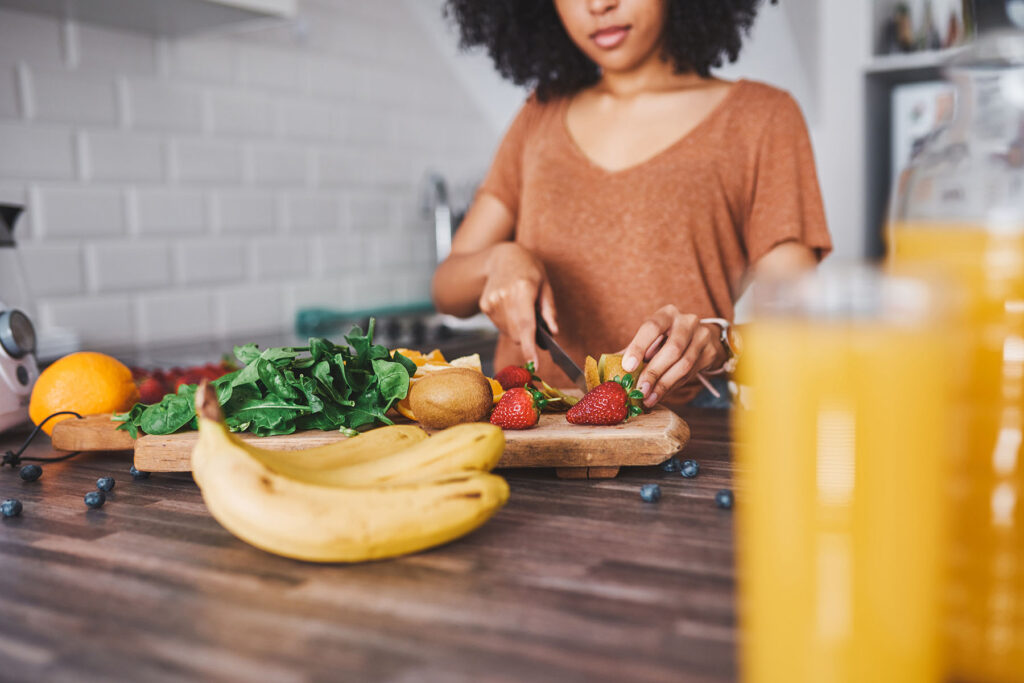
[[744, 93, 832, 265], [476, 96, 537, 221]]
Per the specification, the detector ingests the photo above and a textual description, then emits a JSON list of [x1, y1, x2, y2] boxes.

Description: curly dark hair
[[445, 0, 777, 101]]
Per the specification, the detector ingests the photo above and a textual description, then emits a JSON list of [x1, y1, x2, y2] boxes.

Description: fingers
[[538, 280, 559, 335], [479, 279, 541, 365], [644, 326, 719, 406], [622, 306, 677, 374], [636, 313, 698, 399]]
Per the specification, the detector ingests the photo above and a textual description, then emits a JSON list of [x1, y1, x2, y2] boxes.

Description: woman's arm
[[432, 193, 558, 365], [621, 241, 817, 406]]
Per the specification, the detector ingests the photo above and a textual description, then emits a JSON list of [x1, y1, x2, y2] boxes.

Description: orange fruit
[[29, 351, 140, 435]]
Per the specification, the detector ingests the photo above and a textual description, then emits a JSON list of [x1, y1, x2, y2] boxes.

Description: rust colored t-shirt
[[478, 79, 832, 408]]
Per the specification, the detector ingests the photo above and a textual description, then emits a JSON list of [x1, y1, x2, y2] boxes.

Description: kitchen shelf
[[0, 0, 296, 38], [864, 46, 967, 75]]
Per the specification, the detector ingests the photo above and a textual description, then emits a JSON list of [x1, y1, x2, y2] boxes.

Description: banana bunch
[[190, 382, 510, 563]]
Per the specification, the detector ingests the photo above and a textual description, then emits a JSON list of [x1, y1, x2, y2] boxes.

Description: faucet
[[422, 171, 454, 264]]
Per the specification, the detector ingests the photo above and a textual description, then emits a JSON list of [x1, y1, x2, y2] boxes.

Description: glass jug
[[887, 30, 1024, 683]]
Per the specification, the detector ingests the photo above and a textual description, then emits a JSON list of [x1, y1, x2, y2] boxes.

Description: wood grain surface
[[51, 408, 692, 475], [0, 408, 735, 682]]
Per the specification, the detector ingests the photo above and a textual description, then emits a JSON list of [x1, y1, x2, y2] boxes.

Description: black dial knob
[[0, 309, 35, 359]]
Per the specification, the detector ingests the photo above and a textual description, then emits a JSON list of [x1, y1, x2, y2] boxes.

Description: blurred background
[[0, 0, 1019, 361]]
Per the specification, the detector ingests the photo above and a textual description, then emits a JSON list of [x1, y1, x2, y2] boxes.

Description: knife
[[534, 312, 588, 393]]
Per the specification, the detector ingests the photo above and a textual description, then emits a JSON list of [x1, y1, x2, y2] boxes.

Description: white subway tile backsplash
[[0, 9, 64, 68], [176, 239, 246, 285], [87, 242, 171, 292], [253, 238, 310, 280], [239, 45, 306, 92], [251, 144, 308, 186], [218, 284, 286, 336], [217, 190, 275, 233], [0, 124, 75, 180], [136, 290, 215, 345], [332, 105, 392, 145], [39, 186, 123, 237], [307, 56, 361, 100], [285, 192, 341, 234], [0, 65, 18, 119], [0, 6, 494, 351], [348, 194, 394, 230], [41, 295, 135, 347], [126, 79, 204, 132], [166, 38, 236, 84], [17, 243, 83, 296], [172, 139, 243, 183], [83, 130, 163, 182], [278, 101, 331, 140], [76, 24, 157, 75], [29, 68, 118, 125], [208, 89, 273, 137], [135, 188, 205, 234], [313, 234, 363, 275]]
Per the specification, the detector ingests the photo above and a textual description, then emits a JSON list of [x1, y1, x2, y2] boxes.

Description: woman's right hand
[[479, 242, 559, 366]]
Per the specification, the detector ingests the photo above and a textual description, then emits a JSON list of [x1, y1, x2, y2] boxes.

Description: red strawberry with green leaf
[[490, 386, 546, 429], [494, 361, 537, 391], [566, 373, 644, 425]]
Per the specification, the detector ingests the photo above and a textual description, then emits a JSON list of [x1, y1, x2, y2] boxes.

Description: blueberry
[[1, 499, 22, 517], [19, 464, 42, 482], [640, 484, 661, 503], [96, 477, 115, 492], [129, 465, 150, 480], [715, 489, 734, 510], [660, 458, 680, 473], [680, 459, 699, 478], [84, 490, 106, 509]]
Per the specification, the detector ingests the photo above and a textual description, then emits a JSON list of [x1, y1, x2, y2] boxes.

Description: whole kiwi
[[408, 368, 493, 429]]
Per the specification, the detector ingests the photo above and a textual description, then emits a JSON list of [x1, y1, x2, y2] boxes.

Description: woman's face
[[553, 0, 668, 74]]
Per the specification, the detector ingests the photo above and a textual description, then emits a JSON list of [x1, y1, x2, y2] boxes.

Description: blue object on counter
[[295, 302, 435, 337]]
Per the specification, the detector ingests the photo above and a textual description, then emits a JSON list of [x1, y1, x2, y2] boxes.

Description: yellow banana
[[191, 385, 509, 562], [235, 423, 428, 475], [211, 421, 502, 487]]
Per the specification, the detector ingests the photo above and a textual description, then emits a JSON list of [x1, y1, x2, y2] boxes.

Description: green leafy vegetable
[[113, 320, 414, 437]]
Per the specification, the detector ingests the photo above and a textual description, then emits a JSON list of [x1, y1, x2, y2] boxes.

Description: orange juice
[[735, 276, 954, 683], [889, 223, 1024, 683]]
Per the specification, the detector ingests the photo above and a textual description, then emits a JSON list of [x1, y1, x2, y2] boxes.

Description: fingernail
[[622, 355, 638, 372], [644, 392, 659, 407], [639, 381, 650, 396]]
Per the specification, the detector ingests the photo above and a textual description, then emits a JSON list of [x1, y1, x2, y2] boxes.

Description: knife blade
[[535, 314, 588, 393]]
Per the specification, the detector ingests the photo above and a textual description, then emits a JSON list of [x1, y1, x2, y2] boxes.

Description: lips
[[590, 25, 630, 50]]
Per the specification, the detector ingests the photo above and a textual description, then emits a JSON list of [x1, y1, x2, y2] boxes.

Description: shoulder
[[729, 80, 808, 129], [505, 91, 567, 136]]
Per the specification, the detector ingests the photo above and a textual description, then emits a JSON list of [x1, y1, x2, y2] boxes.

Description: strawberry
[[566, 374, 645, 425], [494, 361, 537, 391], [490, 386, 546, 429], [137, 377, 167, 404]]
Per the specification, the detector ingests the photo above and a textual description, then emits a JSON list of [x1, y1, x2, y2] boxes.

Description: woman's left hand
[[620, 305, 726, 407]]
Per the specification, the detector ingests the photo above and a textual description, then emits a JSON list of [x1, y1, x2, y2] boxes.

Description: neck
[[595, 49, 706, 98]]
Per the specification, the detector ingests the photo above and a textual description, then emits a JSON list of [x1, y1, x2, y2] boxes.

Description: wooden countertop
[[0, 409, 735, 682]]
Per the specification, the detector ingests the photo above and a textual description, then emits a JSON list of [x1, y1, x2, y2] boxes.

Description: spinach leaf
[[372, 358, 411, 404], [391, 350, 417, 377], [234, 343, 261, 365], [257, 358, 300, 400]]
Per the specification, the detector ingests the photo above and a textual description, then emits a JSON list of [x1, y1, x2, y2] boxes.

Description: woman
[[433, 0, 831, 411]]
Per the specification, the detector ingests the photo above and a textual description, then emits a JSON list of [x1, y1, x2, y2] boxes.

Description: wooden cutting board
[[51, 408, 690, 479]]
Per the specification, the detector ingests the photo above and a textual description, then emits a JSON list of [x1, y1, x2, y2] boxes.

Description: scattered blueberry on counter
[[680, 459, 699, 478], [19, 464, 42, 482], [1, 499, 22, 517], [84, 491, 106, 509], [96, 477, 115, 492], [659, 458, 680, 473], [129, 465, 150, 480], [640, 484, 662, 503], [715, 489, 734, 509]]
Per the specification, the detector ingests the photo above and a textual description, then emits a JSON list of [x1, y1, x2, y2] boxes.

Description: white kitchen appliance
[[0, 204, 39, 433]]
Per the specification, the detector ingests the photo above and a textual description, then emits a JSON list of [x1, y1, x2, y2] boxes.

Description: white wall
[[0, 0, 498, 351]]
